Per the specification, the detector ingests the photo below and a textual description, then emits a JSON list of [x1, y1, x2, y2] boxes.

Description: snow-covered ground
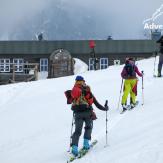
[[73, 58, 88, 74], [0, 57, 163, 163]]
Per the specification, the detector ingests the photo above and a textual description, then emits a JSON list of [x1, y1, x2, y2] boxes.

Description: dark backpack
[[64, 90, 73, 104], [125, 63, 135, 76]]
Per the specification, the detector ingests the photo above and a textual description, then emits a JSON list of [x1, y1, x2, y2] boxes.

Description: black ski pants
[[71, 111, 93, 147], [158, 54, 163, 75]]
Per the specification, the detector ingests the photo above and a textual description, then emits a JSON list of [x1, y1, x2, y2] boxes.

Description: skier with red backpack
[[121, 58, 143, 112], [65, 75, 108, 156]]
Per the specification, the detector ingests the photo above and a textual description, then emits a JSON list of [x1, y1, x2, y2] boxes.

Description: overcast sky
[[0, 0, 163, 39], [0, 0, 52, 38], [69, 0, 163, 39]]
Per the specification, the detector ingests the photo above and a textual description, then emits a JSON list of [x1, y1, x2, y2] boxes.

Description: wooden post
[[71, 58, 74, 74], [34, 65, 38, 80], [52, 64, 55, 77], [12, 64, 15, 82]]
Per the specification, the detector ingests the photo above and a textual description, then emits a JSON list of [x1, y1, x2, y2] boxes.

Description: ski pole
[[104, 100, 109, 147], [141, 71, 144, 105], [153, 52, 157, 77], [117, 78, 124, 110], [68, 113, 74, 152]]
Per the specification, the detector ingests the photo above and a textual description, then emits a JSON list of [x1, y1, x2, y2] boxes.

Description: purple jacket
[[121, 65, 142, 79]]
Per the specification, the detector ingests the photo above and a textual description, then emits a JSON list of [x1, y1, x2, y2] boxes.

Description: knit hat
[[75, 75, 84, 81], [125, 57, 134, 64]]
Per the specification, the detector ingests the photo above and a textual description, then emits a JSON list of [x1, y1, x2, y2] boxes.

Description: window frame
[[13, 58, 24, 72], [40, 58, 48, 72], [100, 58, 109, 69], [89, 58, 95, 70], [114, 60, 120, 65], [0, 59, 11, 72]]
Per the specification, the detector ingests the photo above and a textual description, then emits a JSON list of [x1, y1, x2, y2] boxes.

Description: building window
[[0, 59, 10, 72], [114, 60, 120, 65], [100, 58, 108, 69], [89, 58, 95, 70], [13, 59, 24, 72], [40, 58, 48, 72]]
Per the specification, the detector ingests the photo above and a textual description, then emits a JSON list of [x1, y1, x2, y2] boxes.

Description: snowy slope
[[0, 57, 163, 163], [73, 58, 88, 74]]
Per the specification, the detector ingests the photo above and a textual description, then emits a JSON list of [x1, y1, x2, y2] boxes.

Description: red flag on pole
[[89, 40, 95, 49]]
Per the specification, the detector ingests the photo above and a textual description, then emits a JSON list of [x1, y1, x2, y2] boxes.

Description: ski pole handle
[[141, 70, 144, 75], [105, 100, 108, 108], [104, 100, 109, 111]]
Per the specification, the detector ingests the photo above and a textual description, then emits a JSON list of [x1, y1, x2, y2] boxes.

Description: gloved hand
[[104, 100, 109, 111], [141, 70, 144, 76], [104, 105, 109, 111]]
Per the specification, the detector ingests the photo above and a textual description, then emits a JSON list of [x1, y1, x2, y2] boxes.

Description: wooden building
[[0, 40, 159, 84]]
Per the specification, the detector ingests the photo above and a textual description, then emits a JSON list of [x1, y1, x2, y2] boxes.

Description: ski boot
[[130, 103, 135, 109], [158, 71, 161, 77], [71, 145, 78, 156], [122, 104, 127, 112], [83, 139, 90, 150]]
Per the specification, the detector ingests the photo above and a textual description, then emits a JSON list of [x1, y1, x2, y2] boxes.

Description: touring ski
[[120, 101, 139, 114], [67, 140, 98, 163]]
